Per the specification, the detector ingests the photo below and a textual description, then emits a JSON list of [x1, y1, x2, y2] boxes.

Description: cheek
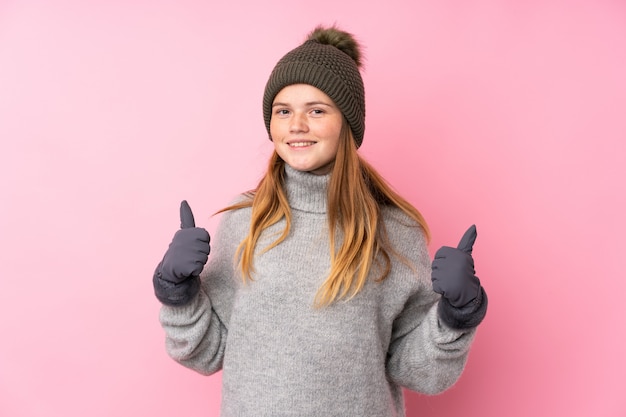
[[270, 119, 288, 138], [321, 120, 343, 143], [269, 120, 280, 139]]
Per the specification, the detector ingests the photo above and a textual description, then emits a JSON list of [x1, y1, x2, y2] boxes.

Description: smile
[[288, 141, 316, 147]]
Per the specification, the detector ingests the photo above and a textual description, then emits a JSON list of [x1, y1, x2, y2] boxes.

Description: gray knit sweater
[[159, 166, 478, 417]]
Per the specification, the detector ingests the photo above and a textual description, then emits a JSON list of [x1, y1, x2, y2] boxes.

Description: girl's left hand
[[431, 225, 481, 308]]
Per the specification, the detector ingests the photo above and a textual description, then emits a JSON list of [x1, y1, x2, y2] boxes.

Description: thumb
[[457, 224, 477, 254], [179, 200, 196, 229]]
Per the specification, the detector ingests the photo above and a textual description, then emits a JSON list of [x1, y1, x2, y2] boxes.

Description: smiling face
[[270, 84, 344, 175]]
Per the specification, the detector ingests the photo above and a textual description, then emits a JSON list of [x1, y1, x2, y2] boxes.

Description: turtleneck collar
[[284, 165, 330, 214]]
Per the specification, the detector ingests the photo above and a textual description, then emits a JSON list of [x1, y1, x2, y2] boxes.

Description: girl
[[153, 25, 487, 417]]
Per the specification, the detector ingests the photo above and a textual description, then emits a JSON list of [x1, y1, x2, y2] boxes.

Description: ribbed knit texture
[[263, 40, 366, 147], [159, 166, 479, 416]]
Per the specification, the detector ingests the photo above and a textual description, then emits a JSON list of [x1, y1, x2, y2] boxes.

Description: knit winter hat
[[263, 25, 366, 148]]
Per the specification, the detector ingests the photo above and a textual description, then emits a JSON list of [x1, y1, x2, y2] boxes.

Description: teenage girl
[[153, 25, 487, 417]]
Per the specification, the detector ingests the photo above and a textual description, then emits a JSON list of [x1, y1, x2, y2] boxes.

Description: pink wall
[[1, 0, 625, 416]]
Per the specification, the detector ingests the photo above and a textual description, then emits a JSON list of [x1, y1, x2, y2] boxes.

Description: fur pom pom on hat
[[263, 25, 366, 148]]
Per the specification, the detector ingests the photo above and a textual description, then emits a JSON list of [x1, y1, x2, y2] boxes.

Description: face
[[270, 84, 343, 175]]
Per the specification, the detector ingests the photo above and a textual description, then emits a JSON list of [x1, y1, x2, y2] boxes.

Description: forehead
[[273, 84, 335, 105]]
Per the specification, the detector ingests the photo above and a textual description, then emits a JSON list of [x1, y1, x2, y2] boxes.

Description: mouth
[[287, 141, 316, 148]]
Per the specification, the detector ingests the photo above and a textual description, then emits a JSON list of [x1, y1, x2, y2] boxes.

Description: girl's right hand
[[156, 200, 211, 284]]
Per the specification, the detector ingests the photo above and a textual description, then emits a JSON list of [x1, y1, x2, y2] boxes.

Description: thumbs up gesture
[[157, 200, 211, 283], [431, 225, 481, 308]]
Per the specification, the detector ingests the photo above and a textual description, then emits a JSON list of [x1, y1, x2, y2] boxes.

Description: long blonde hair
[[220, 122, 430, 306]]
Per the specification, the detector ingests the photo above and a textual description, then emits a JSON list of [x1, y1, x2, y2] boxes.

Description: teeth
[[289, 142, 314, 147]]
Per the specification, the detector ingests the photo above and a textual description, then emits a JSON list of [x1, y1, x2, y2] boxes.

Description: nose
[[289, 112, 309, 133]]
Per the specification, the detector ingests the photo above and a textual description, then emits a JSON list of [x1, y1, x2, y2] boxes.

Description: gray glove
[[153, 201, 210, 306], [431, 225, 481, 307]]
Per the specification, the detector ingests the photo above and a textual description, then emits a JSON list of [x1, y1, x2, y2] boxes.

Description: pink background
[[1, 0, 625, 416]]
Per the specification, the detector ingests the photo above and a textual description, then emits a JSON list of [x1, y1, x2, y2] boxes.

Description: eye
[[310, 109, 325, 115], [274, 109, 290, 116]]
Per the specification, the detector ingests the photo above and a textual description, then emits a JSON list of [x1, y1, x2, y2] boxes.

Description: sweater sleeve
[[386, 291, 477, 395], [383, 211, 479, 395], [158, 204, 245, 376], [159, 285, 227, 376]]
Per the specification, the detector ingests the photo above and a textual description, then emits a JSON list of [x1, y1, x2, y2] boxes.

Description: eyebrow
[[272, 101, 334, 108]]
